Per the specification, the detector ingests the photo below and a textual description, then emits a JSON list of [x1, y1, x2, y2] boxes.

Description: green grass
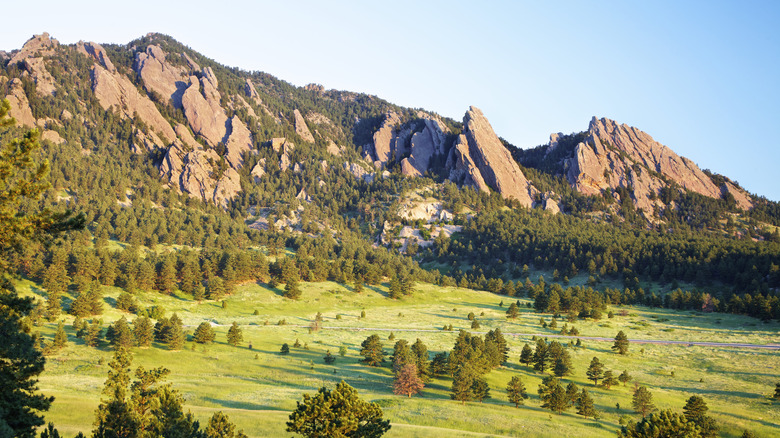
[[22, 281, 780, 437]]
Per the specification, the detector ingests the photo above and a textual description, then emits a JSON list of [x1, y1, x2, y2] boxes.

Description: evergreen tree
[[106, 317, 134, 350], [565, 382, 579, 404], [519, 343, 534, 366], [618, 410, 701, 438], [84, 320, 103, 348], [601, 370, 619, 389], [538, 375, 568, 414], [227, 322, 243, 346], [774, 382, 780, 400], [86, 280, 104, 315], [206, 276, 226, 300], [506, 376, 528, 407], [156, 255, 177, 294], [132, 316, 153, 348], [323, 350, 336, 364], [576, 388, 597, 418], [450, 365, 475, 405], [388, 276, 403, 299], [410, 338, 431, 381], [683, 395, 718, 438], [612, 330, 629, 354], [485, 328, 509, 366], [193, 322, 216, 344], [471, 377, 490, 402], [619, 370, 632, 386], [53, 321, 68, 350], [360, 334, 385, 366], [393, 363, 424, 397], [284, 277, 302, 300], [586, 357, 604, 385], [533, 339, 549, 372], [280, 343, 290, 355], [505, 302, 519, 319], [632, 386, 656, 418], [165, 314, 185, 350], [92, 348, 139, 437], [204, 411, 248, 438], [431, 352, 449, 376]]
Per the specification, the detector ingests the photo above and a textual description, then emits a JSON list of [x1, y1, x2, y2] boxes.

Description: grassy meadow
[[19, 280, 780, 437]]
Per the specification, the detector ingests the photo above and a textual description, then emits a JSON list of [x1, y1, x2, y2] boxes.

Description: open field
[[20, 280, 780, 437]]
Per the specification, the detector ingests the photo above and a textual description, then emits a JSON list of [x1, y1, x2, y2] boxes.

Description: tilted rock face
[[563, 117, 752, 210], [364, 112, 402, 167], [400, 117, 449, 177], [10, 33, 58, 97], [244, 79, 262, 106], [181, 73, 229, 147], [447, 106, 534, 207], [293, 109, 315, 143], [4, 78, 36, 127], [90, 63, 176, 145], [77, 41, 115, 72], [224, 116, 253, 168], [135, 45, 189, 105], [162, 146, 240, 207]]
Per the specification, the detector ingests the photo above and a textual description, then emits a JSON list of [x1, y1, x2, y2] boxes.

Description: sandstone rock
[[400, 117, 448, 177], [181, 74, 228, 146], [244, 79, 262, 106], [724, 182, 753, 210], [76, 41, 115, 72], [250, 159, 266, 183], [61, 109, 72, 120], [9, 33, 58, 64], [224, 116, 253, 168], [270, 137, 287, 152], [364, 112, 402, 167], [293, 109, 315, 143], [21, 58, 57, 96], [4, 78, 36, 127], [561, 117, 749, 212], [344, 162, 374, 182], [90, 64, 176, 145], [296, 188, 311, 203], [173, 148, 241, 207], [41, 129, 64, 145], [326, 140, 342, 156], [10, 33, 58, 97], [175, 123, 201, 151], [446, 134, 489, 193], [135, 45, 189, 104]]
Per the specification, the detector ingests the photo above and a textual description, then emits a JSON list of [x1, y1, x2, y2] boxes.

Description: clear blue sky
[[3, 1, 779, 201]]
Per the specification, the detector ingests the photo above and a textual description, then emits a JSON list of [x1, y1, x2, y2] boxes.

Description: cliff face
[[560, 117, 752, 211]]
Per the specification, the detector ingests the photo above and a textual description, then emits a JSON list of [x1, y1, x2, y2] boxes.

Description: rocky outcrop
[[224, 116, 253, 168], [90, 63, 176, 146], [161, 146, 240, 207], [364, 112, 402, 167], [77, 41, 115, 72], [244, 79, 262, 106], [4, 78, 36, 127], [293, 109, 315, 143], [561, 117, 752, 211], [446, 107, 534, 207], [10, 33, 58, 97], [400, 117, 449, 177], [250, 159, 266, 183], [134, 45, 189, 105], [181, 72, 229, 147]]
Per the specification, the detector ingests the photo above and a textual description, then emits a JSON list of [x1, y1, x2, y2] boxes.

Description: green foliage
[[683, 395, 718, 438], [286, 381, 390, 438], [618, 409, 702, 438], [280, 343, 290, 355], [613, 330, 629, 354], [632, 386, 656, 418], [538, 375, 568, 414], [576, 388, 597, 418], [506, 376, 528, 407], [586, 357, 604, 386], [359, 334, 385, 366], [193, 322, 216, 344], [53, 321, 68, 350], [227, 322, 243, 346]]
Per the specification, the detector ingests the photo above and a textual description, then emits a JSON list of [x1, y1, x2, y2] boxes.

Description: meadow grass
[[21, 280, 780, 437]]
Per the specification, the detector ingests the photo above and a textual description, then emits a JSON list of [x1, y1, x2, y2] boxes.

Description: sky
[[2, 0, 779, 200]]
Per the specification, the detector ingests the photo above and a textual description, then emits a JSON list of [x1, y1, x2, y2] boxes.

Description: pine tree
[[632, 386, 656, 418], [618, 410, 701, 438], [106, 317, 134, 350], [410, 339, 430, 381], [53, 321, 68, 350], [280, 343, 290, 355], [519, 343, 534, 366], [388, 276, 403, 299], [601, 370, 619, 389], [86, 280, 104, 315], [506, 376, 528, 407], [533, 339, 549, 372], [133, 316, 153, 348], [156, 255, 177, 294], [360, 334, 385, 366], [612, 330, 629, 354], [204, 411, 248, 438], [539, 375, 568, 414], [619, 370, 632, 386], [393, 363, 424, 397], [92, 348, 139, 437], [193, 322, 216, 344], [165, 314, 185, 350], [683, 395, 718, 438], [284, 277, 302, 300], [450, 366, 475, 405], [505, 302, 519, 319], [576, 388, 597, 418], [206, 276, 226, 300], [566, 382, 579, 404], [227, 322, 243, 346], [586, 357, 604, 385], [84, 319, 103, 347], [471, 377, 490, 402]]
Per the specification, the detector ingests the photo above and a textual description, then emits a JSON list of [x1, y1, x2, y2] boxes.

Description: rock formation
[[293, 109, 315, 143], [561, 117, 752, 210], [400, 117, 449, 177], [9, 33, 58, 96], [3, 78, 36, 127], [363, 112, 403, 167], [446, 107, 534, 207], [161, 146, 240, 207]]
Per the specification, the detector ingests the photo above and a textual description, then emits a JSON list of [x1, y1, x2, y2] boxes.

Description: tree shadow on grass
[[201, 397, 284, 411]]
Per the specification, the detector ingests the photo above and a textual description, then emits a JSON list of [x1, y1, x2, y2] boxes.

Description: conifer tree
[[586, 357, 604, 385], [53, 321, 68, 350], [533, 339, 549, 372], [411, 338, 430, 381], [505, 302, 519, 319], [393, 363, 424, 397], [519, 343, 533, 366], [193, 322, 216, 344], [388, 276, 403, 299], [450, 366, 475, 405], [632, 386, 656, 418], [601, 370, 619, 389], [683, 395, 718, 438], [619, 370, 632, 386], [165, 314, 185, 350], [133, 316, 153, 348], [612, 330, 629, 354], [227, 322, 243, 346], [576, 388, 597, 418], [360, 334, 385, 366], [106, 317, 134, 350], [506, 376, 528, 407], [156, 255, 177, 294], [618, 410, 700, 438], [284, 277, 302, 300], [538, 375, 568, 414], [471, 377, 490, 402]]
